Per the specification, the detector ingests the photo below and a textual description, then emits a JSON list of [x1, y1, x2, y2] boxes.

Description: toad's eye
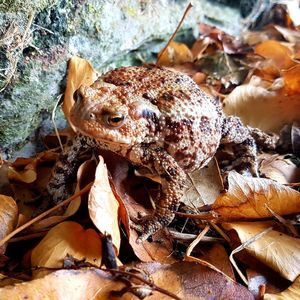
[[103, 112, 125, 128]]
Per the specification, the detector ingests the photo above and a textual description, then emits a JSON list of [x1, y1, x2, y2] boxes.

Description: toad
[[48, 66, 276, 242]]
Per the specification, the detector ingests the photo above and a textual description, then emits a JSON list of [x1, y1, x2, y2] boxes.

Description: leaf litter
[[0, 3, 300, 299]]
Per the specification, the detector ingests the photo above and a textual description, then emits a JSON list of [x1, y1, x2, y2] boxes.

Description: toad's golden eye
[[103, 112, 125, 128]]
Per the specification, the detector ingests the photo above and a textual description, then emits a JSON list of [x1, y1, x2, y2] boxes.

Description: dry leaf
[[0, 269, 123, 299], [63, 56, 98, 127], [223, 76, 300, 132], [183, 158, 223, 207], [259, 154, 300, 184], [274, 25, 300, 44], [158, 41, 193, 66], [8, 151, 58, 184], [0, 195, 18, 254], [212, 171, 300, 220], [223, 221, 300, 281], [282, 64, 300, 94], [88, 156, 121, 253], [255, 40, 296, 71], [264, 275, 300, 299], [138, 261, 254, 299], [31, 221, 102, 278]]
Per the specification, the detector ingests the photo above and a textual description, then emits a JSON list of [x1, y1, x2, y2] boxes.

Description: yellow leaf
[[223, 221, 300, 281], [31, 221, 101, 278], [264, 275, 300, 299], [88, 157, 121, 253], [212, 171, 300, 220], [0, 195, 18, 254]]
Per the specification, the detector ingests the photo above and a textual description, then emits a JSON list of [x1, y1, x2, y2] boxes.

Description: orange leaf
[[255, 40, 296, 71], [31, 221, 102, 278], [158, 41, 193, 66], [282, 64, 300, 94], [212, 171, 300, 220]]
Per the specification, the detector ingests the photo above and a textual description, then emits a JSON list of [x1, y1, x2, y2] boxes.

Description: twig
[[186, 225, 210, 257], [156, 2, 193, 66], [168, 229, 224, 243], [0, 182, 93, 248], [175, 211, 216, 220], [8, 231, 48, 243]]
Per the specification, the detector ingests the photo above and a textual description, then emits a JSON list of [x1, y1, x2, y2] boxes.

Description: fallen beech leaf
[[223, 77, 300, 132], [183, 158, 223, 207], [0, 269, 124, 299], [212, 171, 300, 220], [223, 221, 300, 281], [8, 151, 58, 184], [259, 154, 300, 184], [31, 221, 101, 278], [255, 40, 296, 71], [158, 41, 193, 66], [138, 261, 254, 299], [0, 195, 18, 254], [264, 275, 300, 299], [191, 37, 216, 60], [88, 157, 121, 253], [63, 56, 98, 127], [274, 25, 300, 44], [282, 64, 300, 94]]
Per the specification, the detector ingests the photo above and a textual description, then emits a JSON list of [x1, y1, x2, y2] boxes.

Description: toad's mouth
[[76, 127, 132, 146]]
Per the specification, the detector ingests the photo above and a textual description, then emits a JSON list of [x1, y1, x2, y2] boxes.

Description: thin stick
[[0, 182, 93, 248], [156, 2, 193, 66], [9, 231, 47, 243]]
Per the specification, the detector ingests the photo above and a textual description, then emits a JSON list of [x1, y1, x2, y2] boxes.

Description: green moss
[[0, 0, 58, 13]]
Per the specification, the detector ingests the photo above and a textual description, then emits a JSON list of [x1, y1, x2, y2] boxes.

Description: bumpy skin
[[48, 66, 264, 242]]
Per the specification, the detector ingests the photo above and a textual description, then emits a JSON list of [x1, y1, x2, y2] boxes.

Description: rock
[[0, 0, 262, 158]]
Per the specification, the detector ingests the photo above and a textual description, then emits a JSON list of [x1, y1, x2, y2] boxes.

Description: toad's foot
[[131, 211, 175, 243]]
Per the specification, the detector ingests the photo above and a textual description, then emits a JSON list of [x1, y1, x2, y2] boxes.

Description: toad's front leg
[[130, 147, 187, 243], [47, 134, 96, 203]]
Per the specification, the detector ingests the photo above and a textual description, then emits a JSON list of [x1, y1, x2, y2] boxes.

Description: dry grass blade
[[228, 226, 273, 286], [51, 94, 64, 151]]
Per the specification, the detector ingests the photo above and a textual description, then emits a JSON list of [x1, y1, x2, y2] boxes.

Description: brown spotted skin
[[48, 65, 268, 242]]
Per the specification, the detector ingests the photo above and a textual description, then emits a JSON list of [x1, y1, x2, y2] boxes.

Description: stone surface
[[0, 0, 260, 158]]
